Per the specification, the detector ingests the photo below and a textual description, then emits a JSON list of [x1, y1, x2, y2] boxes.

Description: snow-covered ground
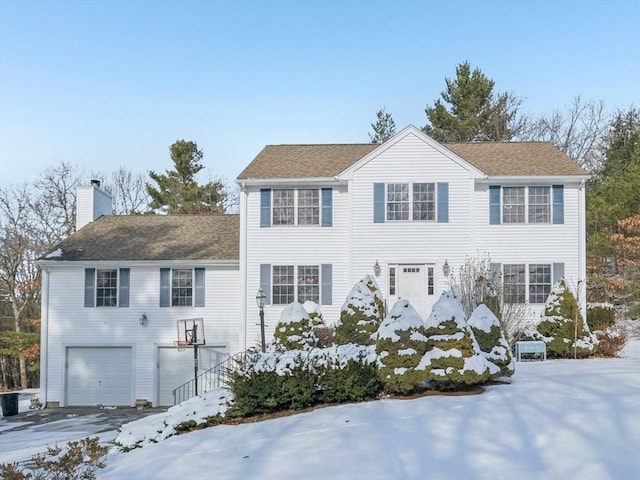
[[2, 340, 638, 479], [99, 339, 640, 480]]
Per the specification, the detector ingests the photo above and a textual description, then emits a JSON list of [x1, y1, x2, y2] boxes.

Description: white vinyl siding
[[43, 265, 240, 406]]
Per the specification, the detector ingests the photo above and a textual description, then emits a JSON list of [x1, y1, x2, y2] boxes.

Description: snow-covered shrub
[[587, 303, 616, 331], [594, 324, 628, 357], [315, 344, 380, 403], [228, 349, 316, 416], [228, 345, 380, 417], [536, 279, 598, 358], [273, 302, 318, 351], [336, 275, 385, 346], [418, 292, 495, 391], [376, 300, 429, 394], [468, 304, 515, 379], [303, 300, 325, 326]]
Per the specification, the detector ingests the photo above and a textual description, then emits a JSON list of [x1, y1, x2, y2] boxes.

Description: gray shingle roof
[[237, 141, 586, 179], [237, 144, 379, 179], [42, 215, 239, 262], [444, 142, 587, 176]]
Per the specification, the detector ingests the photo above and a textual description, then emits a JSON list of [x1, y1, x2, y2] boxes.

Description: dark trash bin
[[1, 392, 19, 416]]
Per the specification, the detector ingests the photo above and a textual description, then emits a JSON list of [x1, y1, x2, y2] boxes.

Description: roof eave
[[37, 259, 240, 268], [237, 177, 346, 187], [476, 174, 591, 184]]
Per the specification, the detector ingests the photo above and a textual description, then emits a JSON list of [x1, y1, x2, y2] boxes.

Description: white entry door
[[66, 347, 133, 406], [397, 264, 436, 319], [157, 346, 227, 406]]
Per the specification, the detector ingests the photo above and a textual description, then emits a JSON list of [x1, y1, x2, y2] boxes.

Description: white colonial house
[[38, 125, 588, 407]]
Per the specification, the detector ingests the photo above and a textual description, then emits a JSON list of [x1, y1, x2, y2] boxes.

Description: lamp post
[[256, 288, 266, 352]]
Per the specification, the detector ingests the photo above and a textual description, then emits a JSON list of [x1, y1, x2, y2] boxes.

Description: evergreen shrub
[[587, 304, 616, 331], [336, 275, 384, 345], [536, 279, 598, 358], [468, 304, 515, 379]]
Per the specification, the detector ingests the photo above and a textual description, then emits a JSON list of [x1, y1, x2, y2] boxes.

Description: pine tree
[[369, 108, 396, 143], [147, 139, 226, 214], [423, 62, 524, 142]]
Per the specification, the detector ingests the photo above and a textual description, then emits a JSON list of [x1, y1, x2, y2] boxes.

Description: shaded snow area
[[99, 339, 640, 479]]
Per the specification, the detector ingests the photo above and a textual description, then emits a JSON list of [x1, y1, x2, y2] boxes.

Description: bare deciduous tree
[[450, 254, 531, 346], [522, 96, 610, 171]]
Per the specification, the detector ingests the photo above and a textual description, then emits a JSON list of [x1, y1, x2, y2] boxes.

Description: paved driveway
[[0, 405, 164, 464]]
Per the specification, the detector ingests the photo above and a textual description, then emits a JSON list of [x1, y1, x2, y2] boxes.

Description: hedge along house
[[38, 188, 240, 407], [237, 125, 589, 350], [39, 125, 588, 407]]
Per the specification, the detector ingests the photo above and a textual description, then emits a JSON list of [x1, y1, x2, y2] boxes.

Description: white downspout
[[39, 266, 50, 407], [578, 180, 587, 320], [239, 184, 248, 352]]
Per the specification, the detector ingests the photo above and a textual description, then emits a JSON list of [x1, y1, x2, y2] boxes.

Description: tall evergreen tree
[[369, 108, 396, 143], [423, 61, 525, 142], [147, 140, 226, 214]]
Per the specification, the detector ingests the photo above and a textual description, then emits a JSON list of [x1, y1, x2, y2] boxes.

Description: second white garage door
[[157, 346, 227, 406], [66, 347, 133, 406]]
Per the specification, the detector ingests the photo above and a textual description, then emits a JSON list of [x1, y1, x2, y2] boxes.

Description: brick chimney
[[76, 180, 113, 230]]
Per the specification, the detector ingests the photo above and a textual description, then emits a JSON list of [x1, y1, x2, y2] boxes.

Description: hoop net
[[174, 340, 192, 352]]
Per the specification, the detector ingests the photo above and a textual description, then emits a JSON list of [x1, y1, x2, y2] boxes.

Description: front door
[[396, 264, 435, 319]]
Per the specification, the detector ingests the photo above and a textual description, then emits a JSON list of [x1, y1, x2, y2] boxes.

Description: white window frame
[[96, 269, 118, 307], [503, 263, 553, 304], [272, 189, 321, 226], [171, 268, 193, 307], [297, 265, 320, 304], [502, 186, 552, 224], [273, 264, 325, 305], [387, 183, 437, 222]]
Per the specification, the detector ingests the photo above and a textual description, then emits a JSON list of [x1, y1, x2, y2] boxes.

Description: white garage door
[[157, 346, 227, 406], [66, 347, 133, 406]]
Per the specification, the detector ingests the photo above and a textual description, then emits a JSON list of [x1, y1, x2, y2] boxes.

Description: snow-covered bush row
[[228, 343, 380, 417]]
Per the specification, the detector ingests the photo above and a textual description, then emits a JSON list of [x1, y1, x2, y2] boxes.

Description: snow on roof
[[424, 291, 467, 329], [378, 300, 424, 341], [44, 248, 63, 258], [468, 304, 500, 333]]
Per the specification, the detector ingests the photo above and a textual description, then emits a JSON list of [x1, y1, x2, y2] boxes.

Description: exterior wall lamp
[[256, 288, 267, 352], [442, 259, 450, 277], [139, 313, 148, 326], [373, 260, 381, 277]]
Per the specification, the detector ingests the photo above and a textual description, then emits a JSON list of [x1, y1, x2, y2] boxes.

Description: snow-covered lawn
[[100, 339, 640, 480]]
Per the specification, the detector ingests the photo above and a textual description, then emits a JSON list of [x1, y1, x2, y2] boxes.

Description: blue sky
[[1, 0, 638, 185]]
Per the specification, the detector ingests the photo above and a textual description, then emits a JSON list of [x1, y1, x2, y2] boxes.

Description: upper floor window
[[171, 268, 193, 306], [260, 263, 333, 305], [160, 267, 205, 307], [375, 182, 447, 223], [84, 268, 129, 308], [490, 185, 563, 225], [297, 189, 319, 225], [261, 188, 332, 228], [96, 269, 118, 306], [273, 189, 295, 225]]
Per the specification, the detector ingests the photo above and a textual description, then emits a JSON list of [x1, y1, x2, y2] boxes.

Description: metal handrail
[[172, 351, 246, 405]]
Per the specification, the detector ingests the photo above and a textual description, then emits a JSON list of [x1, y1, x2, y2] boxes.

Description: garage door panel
[[66, 347, 132, 406], [157, 347, 226, 406]]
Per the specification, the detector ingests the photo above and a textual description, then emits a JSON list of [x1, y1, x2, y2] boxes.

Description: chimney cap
[[90, 179, 101, 188]]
